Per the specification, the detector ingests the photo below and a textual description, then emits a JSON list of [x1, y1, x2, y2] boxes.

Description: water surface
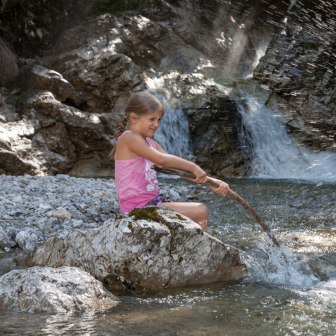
[[1, 178, 335, 336]]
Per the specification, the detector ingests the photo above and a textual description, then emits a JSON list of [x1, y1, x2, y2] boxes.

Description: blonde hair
[[109, 91, 163, 159]]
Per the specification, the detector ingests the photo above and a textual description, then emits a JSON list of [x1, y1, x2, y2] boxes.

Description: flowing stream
[[153, 93, 193, 160], [1, 178, 335, 335], [1, 94, 336, 335], [237, 93, 336, 181]]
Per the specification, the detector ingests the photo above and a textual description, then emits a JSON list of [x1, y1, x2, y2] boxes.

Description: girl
[[111, 91, 230, 230]]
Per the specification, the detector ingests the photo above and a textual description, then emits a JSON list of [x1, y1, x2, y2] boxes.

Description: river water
[[1, 177, 335, 336]]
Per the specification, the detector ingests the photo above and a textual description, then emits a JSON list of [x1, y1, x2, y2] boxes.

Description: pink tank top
[[115, 131, 160, 213]]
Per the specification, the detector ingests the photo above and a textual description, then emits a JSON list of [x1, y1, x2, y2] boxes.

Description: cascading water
[[153, 94, 193, 160], [237, 93, 336, 182]]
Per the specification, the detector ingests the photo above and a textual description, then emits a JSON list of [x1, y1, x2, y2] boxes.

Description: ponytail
[[114, 115, 128, 138]]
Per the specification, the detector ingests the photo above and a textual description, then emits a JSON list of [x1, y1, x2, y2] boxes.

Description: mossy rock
[[129, 207, 187, 235]]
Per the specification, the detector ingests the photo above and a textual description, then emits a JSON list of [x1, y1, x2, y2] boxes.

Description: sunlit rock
[[17, 64, 76, 102], [0, 266, 119, 314], [28, 207, 247, 291]]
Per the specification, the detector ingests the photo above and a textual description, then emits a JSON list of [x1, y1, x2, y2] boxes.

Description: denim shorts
[[146, 196, 169, 206]]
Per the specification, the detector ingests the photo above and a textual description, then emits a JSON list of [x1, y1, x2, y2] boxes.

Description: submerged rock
[[28, 207, 247, 291], [0, 266, 119, 314]]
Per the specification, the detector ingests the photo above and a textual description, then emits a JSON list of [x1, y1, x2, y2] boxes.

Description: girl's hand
[[191, 166, 208, 183], [211, 179, 230, 197]]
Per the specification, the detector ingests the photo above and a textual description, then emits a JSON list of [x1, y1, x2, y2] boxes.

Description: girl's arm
[[150, 139, 230, 196], [151, 139, 167, 154], [122, 132, 207, 182]]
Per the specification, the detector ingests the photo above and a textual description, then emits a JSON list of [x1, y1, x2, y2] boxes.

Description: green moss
[[175, 213, 186, 221], [129, 206, 162, 222], [129, 207, 176, 234], [8, 93, 21, 107]]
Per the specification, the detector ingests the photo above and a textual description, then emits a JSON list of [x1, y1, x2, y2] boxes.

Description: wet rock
[[28, 207, 247, 291], [0, 266, 119, 314], [185, 93, 249, 177]]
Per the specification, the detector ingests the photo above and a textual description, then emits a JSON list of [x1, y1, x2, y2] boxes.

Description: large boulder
[[28, 207, 247, 291], [0, 266, 119, 314], [0, 89, 115, 176]]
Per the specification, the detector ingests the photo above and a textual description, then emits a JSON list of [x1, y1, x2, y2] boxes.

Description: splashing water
[[244, 239, 320, 288], [237, 93, 336, 182]]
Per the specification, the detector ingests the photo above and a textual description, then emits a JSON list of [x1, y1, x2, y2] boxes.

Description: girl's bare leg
[[160, 202, 209, 230]]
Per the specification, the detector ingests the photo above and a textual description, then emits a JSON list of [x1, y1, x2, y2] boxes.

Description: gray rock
[[17, 64, 76, 101], [0, 266, 119, 314], [0, 175, 188, 254], [0, 227, 16, 251], [28, 207, 247, 291], [254, 1, 336, 152], [15, 229, 40, 251]]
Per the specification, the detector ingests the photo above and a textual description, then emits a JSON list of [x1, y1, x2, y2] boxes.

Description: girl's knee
[[198, 203, 208, 218], [197, 203, 208, 230]]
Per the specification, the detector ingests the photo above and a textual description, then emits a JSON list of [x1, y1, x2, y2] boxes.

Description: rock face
[[0, 38, 19, 86], [28, 207, 247, 291], [0, 0, 294, 177], [254, 0, 336, 152], [0, 0, 94, 58], [1, 0, 334, 176], [0, 266, 119, 314], [186, 94, 249, 177]]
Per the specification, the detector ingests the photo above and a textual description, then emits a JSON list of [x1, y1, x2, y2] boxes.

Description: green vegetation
[[8, 93, 21, 107], [129, 206, 184, 234], [129, 206, 163, 222], [175, 213, 186, 221]]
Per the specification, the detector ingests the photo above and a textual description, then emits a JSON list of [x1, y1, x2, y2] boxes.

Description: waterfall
[[153, 94, 193, 160], [237, 93, 336, 182]]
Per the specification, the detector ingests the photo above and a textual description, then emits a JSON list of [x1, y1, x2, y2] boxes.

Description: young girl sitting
[[111, 91, 230, 230]]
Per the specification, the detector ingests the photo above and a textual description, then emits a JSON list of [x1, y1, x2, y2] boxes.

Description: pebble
[[0, 175, 196, 251]]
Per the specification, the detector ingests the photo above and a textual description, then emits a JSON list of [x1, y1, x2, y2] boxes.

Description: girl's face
[[130, 109, 163, 138]]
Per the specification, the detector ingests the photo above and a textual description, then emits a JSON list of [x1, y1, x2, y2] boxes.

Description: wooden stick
[[153, 166, 281, 247]]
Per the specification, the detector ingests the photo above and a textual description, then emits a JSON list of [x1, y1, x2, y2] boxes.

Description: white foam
[[244, 239, 320, 288], [154, 94, 193, 160], [237, 93, 336, 182]]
